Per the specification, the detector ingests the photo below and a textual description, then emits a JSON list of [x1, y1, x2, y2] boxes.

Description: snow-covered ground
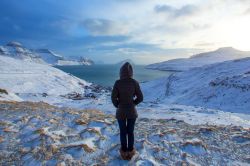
[[0, 52, 250, 165], [0, 54, 249, 127], [0, 101, 249, 165], [0, 55, 90, 96], [0, 89, 22, 102], [146, 47, 250, 71], [142, 57, 250, 114]]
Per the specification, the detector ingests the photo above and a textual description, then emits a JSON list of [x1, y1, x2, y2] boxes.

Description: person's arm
[[134, 81, 143, 105], [111, 81, 119, 108]]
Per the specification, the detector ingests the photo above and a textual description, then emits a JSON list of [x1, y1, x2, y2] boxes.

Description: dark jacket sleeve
[[111, 81, 119, 108], [134, 81, 143, 105]]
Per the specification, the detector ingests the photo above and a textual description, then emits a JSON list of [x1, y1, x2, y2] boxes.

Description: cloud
[[154, 4, 199, 18], [1, 0, 250, 64], [194, 42, 215, 47], [81, 18, 129, 36], [243, 8, 250, 15], [154, 4, 173, 13], [192, 23, 211, 30]]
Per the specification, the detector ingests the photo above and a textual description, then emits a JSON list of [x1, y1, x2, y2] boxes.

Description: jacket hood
[[119, 62, 133, 79]]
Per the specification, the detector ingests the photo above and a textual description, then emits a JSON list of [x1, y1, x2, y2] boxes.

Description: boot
[[119, 148, 128, 160], [127, 148, 136, 160]]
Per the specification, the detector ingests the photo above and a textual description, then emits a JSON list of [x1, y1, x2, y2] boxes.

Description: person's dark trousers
[[118, 118, 136, 152]]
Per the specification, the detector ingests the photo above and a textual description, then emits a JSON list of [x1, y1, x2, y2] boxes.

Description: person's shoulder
[[114, 79, 120, 85], [115, 79, 121, 83], [130, 78, 139, 84]]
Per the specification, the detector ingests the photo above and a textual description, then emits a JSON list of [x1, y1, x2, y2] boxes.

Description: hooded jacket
[[111, 62, 143, 119]]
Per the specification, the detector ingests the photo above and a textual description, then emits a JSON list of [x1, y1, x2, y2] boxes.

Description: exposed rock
[[0, 89, 8, 95]]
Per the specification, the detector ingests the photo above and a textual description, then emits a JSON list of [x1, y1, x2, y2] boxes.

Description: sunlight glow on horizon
[[209, 16, 250, 51]]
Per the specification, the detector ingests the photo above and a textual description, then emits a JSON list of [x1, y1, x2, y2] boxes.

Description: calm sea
[[55, 65, 171, 87]]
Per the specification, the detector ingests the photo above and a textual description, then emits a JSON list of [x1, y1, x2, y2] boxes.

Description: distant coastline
[[55, 64, 171, 87]]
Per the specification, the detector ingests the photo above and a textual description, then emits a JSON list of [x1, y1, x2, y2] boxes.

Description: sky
[[0, 0, 250, 64]]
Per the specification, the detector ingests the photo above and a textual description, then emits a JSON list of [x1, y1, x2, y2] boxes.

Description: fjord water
[[55, 65, 171, 87]]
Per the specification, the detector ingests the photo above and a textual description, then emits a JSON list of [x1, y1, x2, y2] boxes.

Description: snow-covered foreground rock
[[0, 101, 249, 165], [0, 88, 22, 102], [142, 57, 250, 114], [146, 47, 250, 71], [0, 55, 90, 97]]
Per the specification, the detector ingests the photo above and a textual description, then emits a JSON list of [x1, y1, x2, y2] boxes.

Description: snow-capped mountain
[[0, 42, 46, 64], [0, 41, 94, 66], [56, 58, 94, 66], [142, 57, 250, 114], [146, 47, 250, 71], [79, 57, 94, 65], [33, 49, 63, 65]]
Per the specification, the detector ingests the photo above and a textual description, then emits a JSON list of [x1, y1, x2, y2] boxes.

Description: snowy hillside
[[0, 55, 90, 98], [142, 57, 250, 114], [146, 47, 250, 71], [0, 88, 22, 102], [0, 42, 45, 64], [33, 49, 63, 65], [0, 42, 94, 66], [0, 48, 250, 165], [34, 50, 95, 66]]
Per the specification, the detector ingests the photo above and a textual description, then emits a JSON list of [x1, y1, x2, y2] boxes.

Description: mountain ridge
[[142, 56, 250, 114], [0, 41, 94, 66], [146, 47, 250, 71]]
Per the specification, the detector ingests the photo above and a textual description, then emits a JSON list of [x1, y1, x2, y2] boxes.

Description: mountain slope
[[146, 47, 250, 71], [0, 42, 46, 64], [0, 88, 22, 101], [0, 42, 94, 66], [0, 55, 90, 97], [142, 57, 250, 114], [33, 49, 63, 65]]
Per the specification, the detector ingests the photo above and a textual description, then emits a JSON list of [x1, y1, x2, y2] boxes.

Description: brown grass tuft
[[183, 139, 207, 149], [3, 127, 17, 133], [50, 144, 59, 154], [81, 144, 95, 153], [0, 136, 4, 143], [35, 128, 47, 135], [75, 119, 88, 125]]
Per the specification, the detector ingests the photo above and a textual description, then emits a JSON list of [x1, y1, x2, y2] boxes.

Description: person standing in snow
[[111, 62, 143, 160]]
